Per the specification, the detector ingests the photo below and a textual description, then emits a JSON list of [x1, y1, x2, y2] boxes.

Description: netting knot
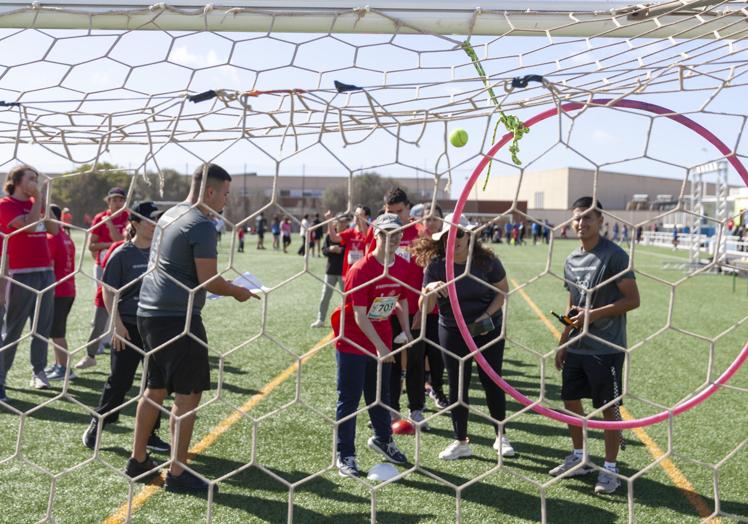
[[203, 3, 214, 15], [353, 5, 370, 19], [30, 1, 40, 9], [149, 3, 166, 11]]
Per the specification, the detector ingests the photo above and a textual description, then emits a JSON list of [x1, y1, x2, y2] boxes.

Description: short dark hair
[[424, 203, 443, 218], [192, 163, 231, 193], [384, 187, 409, 207], [355, 204, 371, 217], [571, 196, 603, 213]]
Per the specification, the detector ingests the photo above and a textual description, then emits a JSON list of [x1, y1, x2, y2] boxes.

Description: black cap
[[107, 187, 126, 200], [129, 201, 162, 222]]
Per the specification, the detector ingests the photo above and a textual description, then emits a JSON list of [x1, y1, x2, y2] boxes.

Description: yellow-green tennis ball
[[450, 128, 468, 148]]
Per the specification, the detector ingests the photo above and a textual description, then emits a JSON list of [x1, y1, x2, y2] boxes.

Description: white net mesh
[[0, 2, 747, 523]]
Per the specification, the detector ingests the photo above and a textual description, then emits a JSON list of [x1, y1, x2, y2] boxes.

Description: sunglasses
[[441, 229, 466, 240]]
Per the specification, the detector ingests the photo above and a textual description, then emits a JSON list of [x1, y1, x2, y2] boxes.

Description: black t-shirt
[[423, 256, 507, 328], [102, 241, 150, 323], [322, 235, 344, 276]]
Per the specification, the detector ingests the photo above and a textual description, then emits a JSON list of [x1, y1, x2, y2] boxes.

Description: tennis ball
[[450, 128, 468, 148]]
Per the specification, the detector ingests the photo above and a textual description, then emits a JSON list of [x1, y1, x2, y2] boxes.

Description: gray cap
[[372, 213, 403, 232]]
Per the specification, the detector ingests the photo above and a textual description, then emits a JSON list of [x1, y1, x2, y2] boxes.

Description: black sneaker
[[124, 454, 161, 479], [147, 432, 171, 453], [82, 420, 98, 450], [367, 436, 407, 465], [0, 386, 8, 403], [165, 470, 217, 495]]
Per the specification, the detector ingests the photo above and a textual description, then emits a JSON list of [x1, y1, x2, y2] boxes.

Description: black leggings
[[95, 321, 160, 431], [423, 313, 445, 393], [439, 323, 506, 441], [387, 315, 425, 412]]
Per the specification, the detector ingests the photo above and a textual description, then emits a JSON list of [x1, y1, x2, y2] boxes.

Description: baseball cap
[[106, 187, 126, 200], [372, 213, 403, 233], [409, 203, 424, 219], [129, 201, 162, 222], [432, 212, 476, 241]]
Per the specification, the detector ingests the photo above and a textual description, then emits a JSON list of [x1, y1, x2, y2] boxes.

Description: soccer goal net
[[0, 1, 746, 523]]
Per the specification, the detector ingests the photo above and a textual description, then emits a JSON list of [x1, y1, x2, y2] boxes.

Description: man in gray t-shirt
[[126, 164, 258, 495], [550, 197, 640, 496]]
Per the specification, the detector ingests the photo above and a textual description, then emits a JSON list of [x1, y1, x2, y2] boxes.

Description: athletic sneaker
[[438, 440, 472, 460], [310, 319, 325, 328], [82, 420, 98, 450], [147, 433, 171, 453], [492, 435, 516, 457], [124, 454, 161, 479], [549, 453, 594, 477], [74, 356, 96, 370], [408, 409, 430, 431], [48, 366, 76, 381], [44, 363, 59, 375], [367, 437, 407, 465], [30, 371, 50, 389], [594, 467, 621, 494], [336, 454, 361, 478], [429, 389, 449, 410], [165, 470, 217, 495]]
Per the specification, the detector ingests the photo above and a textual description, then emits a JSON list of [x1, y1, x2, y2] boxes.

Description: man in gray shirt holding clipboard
[[124, 164, 258, 495]]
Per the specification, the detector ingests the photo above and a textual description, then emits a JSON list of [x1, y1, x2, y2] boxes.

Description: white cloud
[[170, 46, 222, 68]]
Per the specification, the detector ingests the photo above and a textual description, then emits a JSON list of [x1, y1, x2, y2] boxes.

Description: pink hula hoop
[[446, 99, 748, 430]]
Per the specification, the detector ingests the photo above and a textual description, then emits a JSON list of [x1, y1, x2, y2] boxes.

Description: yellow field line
[[510, 278, 719, 522], [104, 332, 335, 524]]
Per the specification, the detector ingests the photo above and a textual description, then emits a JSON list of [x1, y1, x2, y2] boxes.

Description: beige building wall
[[482, 167, 713, 211]]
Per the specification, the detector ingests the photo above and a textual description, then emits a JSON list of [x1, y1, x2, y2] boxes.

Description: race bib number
[[395, 246, 410, 263], [367, 295, 397, 321], [347, 249, 363, 265]]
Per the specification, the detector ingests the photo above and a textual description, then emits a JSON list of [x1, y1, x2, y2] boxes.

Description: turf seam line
[[103, 332, 334, 524], [510, 278, 720, 523]]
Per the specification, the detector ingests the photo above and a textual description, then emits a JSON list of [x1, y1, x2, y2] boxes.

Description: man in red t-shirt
[[364, 187, 428, 430], [46, 204, 77, 381], [0, 165, 59, 398], [332, 213, 412, 478], [327, 205, 370, 277], [80, 187, 129, 365]]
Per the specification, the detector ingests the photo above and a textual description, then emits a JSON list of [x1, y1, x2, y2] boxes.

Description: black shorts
[[561, 352, 624, 409], [257, 230, 265, 239], [282, 235, 291, 246], [51, 296, 75, 338], [137, 315, 211, 395]]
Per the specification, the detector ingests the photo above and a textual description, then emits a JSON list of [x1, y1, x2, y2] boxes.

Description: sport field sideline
[[0, 232, 746, 523]]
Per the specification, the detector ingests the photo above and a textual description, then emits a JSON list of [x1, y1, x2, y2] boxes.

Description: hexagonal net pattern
[[0, 2, 747, 523]]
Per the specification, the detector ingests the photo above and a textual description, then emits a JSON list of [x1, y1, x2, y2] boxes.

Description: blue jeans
[[336, 351, 392, 459]]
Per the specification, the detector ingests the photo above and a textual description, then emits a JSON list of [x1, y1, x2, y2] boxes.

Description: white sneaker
[[310, 320, 325, 328], [30, 371, 50, 390], [439, 440, 472, 460], [408, 409, 430, 431], [493, 435, 516, 457], [594, 467, 621, 494], [74, 356, 96, 370]]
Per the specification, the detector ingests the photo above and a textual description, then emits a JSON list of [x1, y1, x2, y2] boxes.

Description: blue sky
[[1, 24, 746, 198]]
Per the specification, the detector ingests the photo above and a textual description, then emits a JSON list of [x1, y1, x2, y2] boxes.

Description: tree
[[322, 172, 399, 215], [50, 164, 191, 226]]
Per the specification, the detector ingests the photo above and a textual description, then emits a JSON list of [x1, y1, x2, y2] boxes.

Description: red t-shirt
[[94, 240, 124, 308], [47, 230, 76, 297], [339, 226, 367, 276], [0, 196, 52, 272], [365, 221, 422, 314], [91, 210, 130, 265], [334, 253, 408, 356]]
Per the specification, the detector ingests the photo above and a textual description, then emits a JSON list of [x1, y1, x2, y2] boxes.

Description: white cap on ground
[[367, 463, 399, 482]]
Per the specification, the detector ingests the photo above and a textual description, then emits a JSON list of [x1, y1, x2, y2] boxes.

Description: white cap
[[367, 463, 399, 482], [431, 212, 476, 241]]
